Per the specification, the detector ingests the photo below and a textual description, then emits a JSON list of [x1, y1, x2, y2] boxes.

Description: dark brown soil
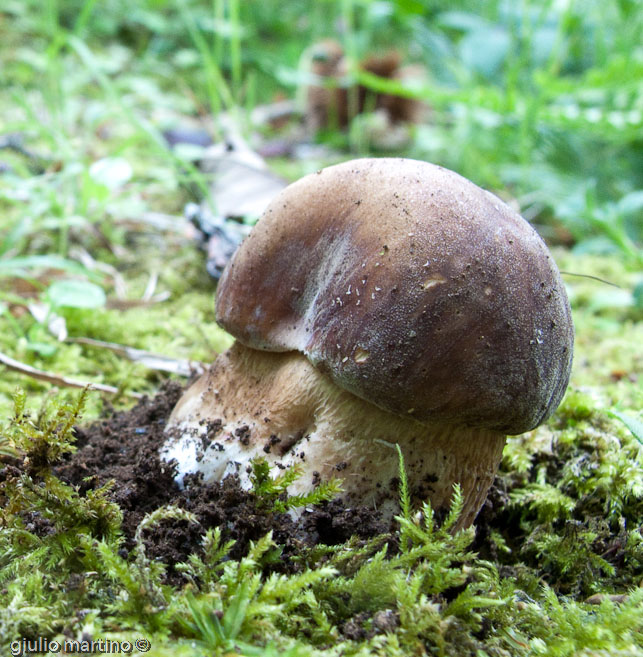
[[54, 382, 388, 584]]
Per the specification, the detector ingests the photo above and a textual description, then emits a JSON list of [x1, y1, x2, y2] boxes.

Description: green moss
[[0, 276, 233, 420], [250, 457, 343, 513], [1, 387, 641, 656]]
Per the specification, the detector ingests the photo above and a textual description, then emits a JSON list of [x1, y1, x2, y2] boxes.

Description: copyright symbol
[[135, 638, 151, 652]]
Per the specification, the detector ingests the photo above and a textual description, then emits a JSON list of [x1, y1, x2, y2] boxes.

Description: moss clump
[[481, 397, 643, 600], [1, 388, 642, 656], [250, 456, 343, 513]]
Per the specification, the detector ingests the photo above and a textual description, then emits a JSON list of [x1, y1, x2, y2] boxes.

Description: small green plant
[[0, 387, 123, 625], [249, 457, 343, 513], [78, 506, 198, 631], [5, 386, 85, 473], [308, 465, 506, 654], [609, 409, 643, 445], [176, 531, 337, 653]]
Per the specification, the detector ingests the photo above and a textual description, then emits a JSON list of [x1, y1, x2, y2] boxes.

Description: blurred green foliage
[[1, 0, 641, 256]]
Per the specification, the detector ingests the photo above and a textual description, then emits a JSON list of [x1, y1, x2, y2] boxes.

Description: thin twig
[[0, 351, 144, 398], [69, 337, 206, 377], [142, 271, 159, 301], [559, 271, 621, 288]]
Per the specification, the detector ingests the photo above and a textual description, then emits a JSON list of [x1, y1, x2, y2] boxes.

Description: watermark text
[[10, 637, 151, 655]]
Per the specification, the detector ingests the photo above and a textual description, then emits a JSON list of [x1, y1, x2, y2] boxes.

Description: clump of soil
[[54, 382, 388, 583]]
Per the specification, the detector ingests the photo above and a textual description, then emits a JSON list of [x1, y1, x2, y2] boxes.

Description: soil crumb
[[54, 382, 388, 583]]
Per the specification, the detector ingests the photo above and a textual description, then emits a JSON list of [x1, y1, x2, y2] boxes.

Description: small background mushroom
[[304, 40, 428, 133], [162, 158, 573, 527]]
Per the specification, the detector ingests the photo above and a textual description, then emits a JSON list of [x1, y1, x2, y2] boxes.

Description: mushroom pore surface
[[216, 158, 574, 434]]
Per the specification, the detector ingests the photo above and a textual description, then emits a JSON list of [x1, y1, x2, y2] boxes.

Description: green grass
[[0, 0, 642, 655]]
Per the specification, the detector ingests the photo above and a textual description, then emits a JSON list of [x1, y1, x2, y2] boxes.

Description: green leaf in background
[[633, 280, 643, 309], [616, 190, 643, 216], [88, 156, 133, 190], [0, 255, 91, 277], [608, 410, 643, 445], [459, 26, 510, 77], [45, 280, 106, 309]]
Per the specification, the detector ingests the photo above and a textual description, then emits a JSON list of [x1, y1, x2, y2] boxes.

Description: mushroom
[[304, 40, 427, 133], [162, 158, 573, 528]]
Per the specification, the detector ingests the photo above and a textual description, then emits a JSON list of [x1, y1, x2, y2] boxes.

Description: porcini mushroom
[[162, 158, 573, 528]]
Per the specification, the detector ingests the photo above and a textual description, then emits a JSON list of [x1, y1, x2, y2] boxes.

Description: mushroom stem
[[163, 342, 506, 527]]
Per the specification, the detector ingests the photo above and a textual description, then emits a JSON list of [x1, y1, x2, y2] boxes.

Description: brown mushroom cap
[[216, 158, 573, 435]]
